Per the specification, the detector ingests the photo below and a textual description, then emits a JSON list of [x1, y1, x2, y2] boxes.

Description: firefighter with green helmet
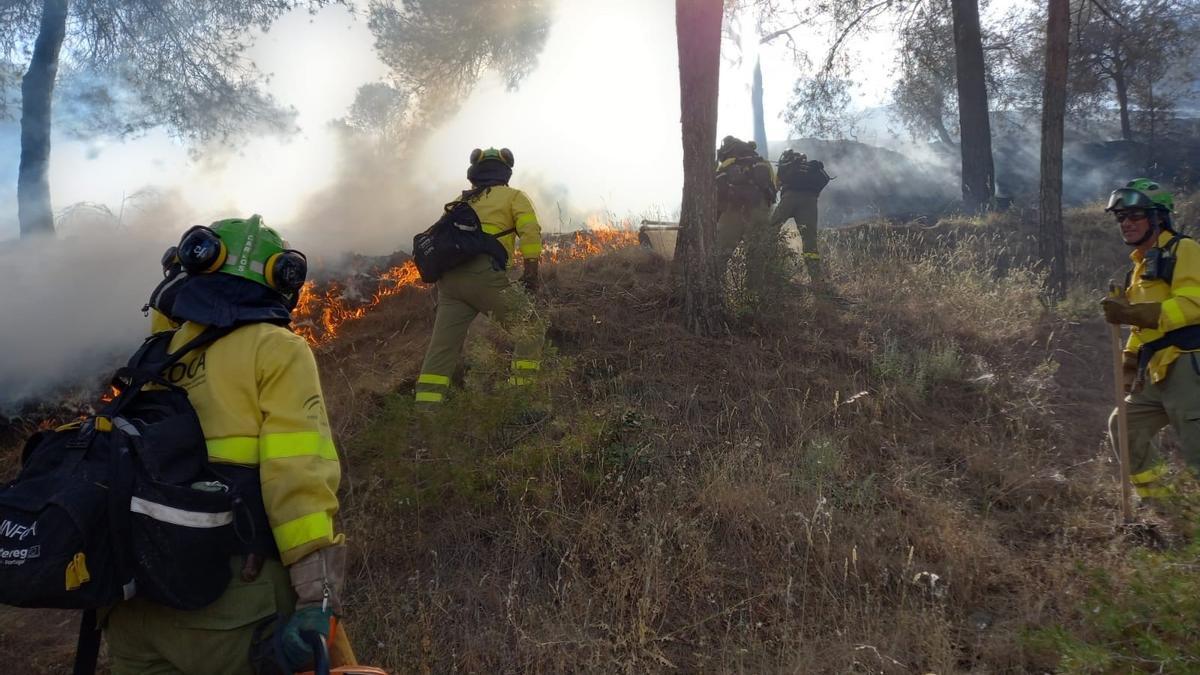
[[121, 215, 349, 673], [1101, 179, 1200, 525], [771, 148, 830, 283], [713, 136, 777, 293], [414, 147, 545, 405]]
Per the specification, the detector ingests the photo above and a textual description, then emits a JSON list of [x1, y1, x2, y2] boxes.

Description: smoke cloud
[[0, 208, 178, 410]]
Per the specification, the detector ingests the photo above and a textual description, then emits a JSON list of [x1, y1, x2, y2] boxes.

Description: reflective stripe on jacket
[[167, 321, 342, 565]]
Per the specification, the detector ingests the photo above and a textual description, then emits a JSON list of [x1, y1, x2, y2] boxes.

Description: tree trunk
[[950, 0, 995, 212], [1113, 65, 1132, 141], [1039, 0, 1070, 300], [673, 0, 724, 335], [18, 0, 69, 238], [752, 56, 768, 157], [1145, 82, 1157, 146]]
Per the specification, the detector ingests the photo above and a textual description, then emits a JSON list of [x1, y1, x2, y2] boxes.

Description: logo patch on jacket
[[165, 352, 207, 389]]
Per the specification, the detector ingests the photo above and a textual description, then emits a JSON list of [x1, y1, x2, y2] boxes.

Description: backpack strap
[[72, 609, 101, 675], [107, 325, 237, 414]]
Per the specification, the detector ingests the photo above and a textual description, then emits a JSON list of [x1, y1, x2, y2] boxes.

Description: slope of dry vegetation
[[2, 198, 1197, 673], [326, 201, 1194, 673]]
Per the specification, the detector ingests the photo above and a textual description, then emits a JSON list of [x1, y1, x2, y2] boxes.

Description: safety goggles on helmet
[[176, 215, 308, 295], [469, 147, 514, 168], [1106, 188, 1158, 213]]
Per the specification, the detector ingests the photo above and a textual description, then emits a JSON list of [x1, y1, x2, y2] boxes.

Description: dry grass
[[2, 200, 1193, 673], [327, 216, 1154, 673]]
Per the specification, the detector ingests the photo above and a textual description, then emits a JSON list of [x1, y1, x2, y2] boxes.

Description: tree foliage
[[2, 0, 336, 237], [0, 0, 335, 141], [1068, 0, 1200, 142], [367, 0, 552, 128]]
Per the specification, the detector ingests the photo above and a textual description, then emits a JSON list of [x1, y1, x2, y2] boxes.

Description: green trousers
[[770, 190, 822, 280], [1108, 352, 1200, 499], [415, 255, 545, 403], [105, 556, 294, 675], [714, 202, 773, 292]]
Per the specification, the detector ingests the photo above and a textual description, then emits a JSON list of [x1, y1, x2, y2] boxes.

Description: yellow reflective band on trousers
[[512, 359, 540, 371], [207, 436, 260, 465], [273, 512, 334, 553], [415, 391, 445, 403], [803, 252, 822, 260], [1174, 286, 1200, 298], [261, 432, 337, 461], [1130, 463, 1170, 485], [418, 373, 451, 387], [508, 376, 533, 386]]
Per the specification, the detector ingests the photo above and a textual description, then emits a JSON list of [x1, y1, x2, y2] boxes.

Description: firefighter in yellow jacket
[[1101, 179, 1200, 516], [415, 147, 545, 404], [114, 215, 345, 674], [713, 136, 777, 294]]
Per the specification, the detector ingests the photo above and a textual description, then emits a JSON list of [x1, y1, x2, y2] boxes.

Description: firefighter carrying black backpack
[[778, 150, 831, 193], [716, 156, 777, 209], [0, 326, 247, 672], [412, 198, 515, 283]]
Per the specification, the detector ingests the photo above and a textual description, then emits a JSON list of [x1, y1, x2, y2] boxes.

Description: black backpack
[[716, 156, 776, 208], [779, 156, 830, 193], [412, 200, 514, 283], [0, 327, 253, 669]]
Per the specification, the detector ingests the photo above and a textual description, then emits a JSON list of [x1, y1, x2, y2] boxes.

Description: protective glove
[[520, 258, 540, 293], [281, 545, 346, 670], [1101, 296, 1161, 328], [279, 605, 333, 672]]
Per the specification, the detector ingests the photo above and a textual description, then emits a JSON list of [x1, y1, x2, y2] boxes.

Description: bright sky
[[0, 0, 925, 247]]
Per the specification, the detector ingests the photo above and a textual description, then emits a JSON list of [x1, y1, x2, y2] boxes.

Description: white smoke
[[0, 213, 176, 409]]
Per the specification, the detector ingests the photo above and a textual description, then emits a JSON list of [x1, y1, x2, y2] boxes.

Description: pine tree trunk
[[17, 0, 69, 238], [950, 0, 995, 212], [1114, 66, 1132, 141], [1040, 0, 1070, 300], [674, 0, 724, 335]]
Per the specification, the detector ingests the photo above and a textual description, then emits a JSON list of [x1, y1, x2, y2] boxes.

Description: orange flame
[[293, 260, 423, 346], [292, 220, 638, 347]]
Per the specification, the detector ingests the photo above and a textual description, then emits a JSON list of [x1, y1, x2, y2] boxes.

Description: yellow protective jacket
[[466, 185, 541, 263], [166, 321, 342, 565], [1124, 231, 1200, 383]]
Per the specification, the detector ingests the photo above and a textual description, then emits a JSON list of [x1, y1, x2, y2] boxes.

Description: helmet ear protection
[[264, 249, 308, 295], [160, 245, 181, 277], [177, 225, 227, 274], [469, 147, 515, 167], [176, 223, 308, 294]]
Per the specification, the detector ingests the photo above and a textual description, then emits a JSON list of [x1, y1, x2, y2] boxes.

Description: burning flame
[[292, 260, 423, 346], [292, 219, 639, 346]]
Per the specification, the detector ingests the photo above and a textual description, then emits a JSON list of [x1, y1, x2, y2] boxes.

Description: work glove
[[520, 258, 540, 293], [279, 606, 333, 672], [1101, 296, 1161, 328], [281, 545, 346, 671]]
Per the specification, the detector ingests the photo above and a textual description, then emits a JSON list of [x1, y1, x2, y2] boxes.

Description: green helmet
[[177, 214, 308, 295], [1106, 178, 1175, 214], [469, 147, 514, 167]]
